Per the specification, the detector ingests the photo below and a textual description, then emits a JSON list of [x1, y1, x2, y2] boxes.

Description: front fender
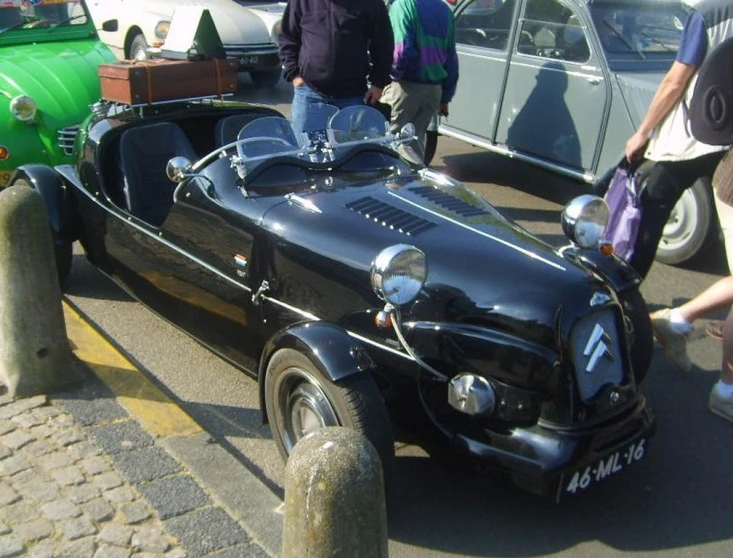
[[257, 322, 376, 421], [571, 248, 641, 294], [9, 165, 76, 243]]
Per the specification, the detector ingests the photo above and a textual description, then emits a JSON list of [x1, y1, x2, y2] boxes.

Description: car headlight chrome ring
[[155, 21, 170, 39], [370, 244, 427, 306], [10, 95, 37, 123], [561, 194, 609, 249], [271, 21, 282, 44]]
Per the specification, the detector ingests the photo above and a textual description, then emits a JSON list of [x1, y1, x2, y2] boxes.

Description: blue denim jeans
[[291, 84, 364, 137]]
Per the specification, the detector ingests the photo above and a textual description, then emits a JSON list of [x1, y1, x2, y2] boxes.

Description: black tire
[[424, 130, 438, 166], [250, 68, 282, 88], [11, 178, 73, 288], [264, 348, 395, 476], [618, 288, 653, 384], [128, 33, 148, 61]]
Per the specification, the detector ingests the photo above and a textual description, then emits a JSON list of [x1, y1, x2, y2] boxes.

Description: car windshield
[[589, 2, 688, 61], [0, 0, 87, 33], [235, 105, 394, 170]]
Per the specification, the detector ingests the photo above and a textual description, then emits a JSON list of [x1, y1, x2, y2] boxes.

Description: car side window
[[517, 0, 590, 63], [455, 0, 516, 51]]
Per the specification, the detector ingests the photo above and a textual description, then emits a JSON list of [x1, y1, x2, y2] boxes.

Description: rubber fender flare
[[258, 322, 376, 423], [9, 165, 75, 243]]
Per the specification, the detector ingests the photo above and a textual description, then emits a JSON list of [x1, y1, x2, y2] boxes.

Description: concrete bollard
[[282, 427, 388, 558], [0, 185, 76, 398]]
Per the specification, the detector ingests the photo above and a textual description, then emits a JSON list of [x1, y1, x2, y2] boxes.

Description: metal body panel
[[34, 98, 656, 498], [444, 0, 684, 183]]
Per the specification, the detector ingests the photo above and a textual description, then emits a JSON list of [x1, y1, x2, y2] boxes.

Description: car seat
[[215, 113, 266, 147], [119, 122, 197, 226]]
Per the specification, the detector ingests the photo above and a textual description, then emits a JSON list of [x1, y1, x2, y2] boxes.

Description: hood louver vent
[[346, 197, 436, 236], [411, 185, 490, 218]]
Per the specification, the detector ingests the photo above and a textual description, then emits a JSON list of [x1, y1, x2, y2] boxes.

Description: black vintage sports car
[[10, 98, 655, 501]]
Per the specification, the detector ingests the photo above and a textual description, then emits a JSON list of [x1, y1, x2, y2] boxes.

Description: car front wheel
[[264, 348, 394, 474], [424, 130, 438, 166], [619, 289, 653, 384], [128, 33, 149, 61]]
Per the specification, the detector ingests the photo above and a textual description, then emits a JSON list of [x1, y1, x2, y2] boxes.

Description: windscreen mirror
[[166, 157, 193, 183]]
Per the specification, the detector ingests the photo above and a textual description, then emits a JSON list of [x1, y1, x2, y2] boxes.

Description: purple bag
[[602, 165, 644, 262]]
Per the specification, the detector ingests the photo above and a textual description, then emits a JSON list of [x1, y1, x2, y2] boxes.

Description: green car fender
[[0, 39, 116, 185]]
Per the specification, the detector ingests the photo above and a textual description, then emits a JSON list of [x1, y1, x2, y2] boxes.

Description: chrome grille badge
[[583, 324, 615, 373]]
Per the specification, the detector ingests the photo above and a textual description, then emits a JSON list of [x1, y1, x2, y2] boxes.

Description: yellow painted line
[[63, 301, 202, 439]]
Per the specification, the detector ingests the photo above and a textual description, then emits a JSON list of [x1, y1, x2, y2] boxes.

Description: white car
[[88, 0, 285, 87]]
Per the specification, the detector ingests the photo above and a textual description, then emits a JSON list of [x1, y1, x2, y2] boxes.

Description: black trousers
[[629, 150, 725, 279]]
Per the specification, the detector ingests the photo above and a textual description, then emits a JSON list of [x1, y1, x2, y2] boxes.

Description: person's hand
[[364, 86, 383, 105], [439, 103, 449, 117], [292, 76, 305, 87], [625, 131, 648, 163]]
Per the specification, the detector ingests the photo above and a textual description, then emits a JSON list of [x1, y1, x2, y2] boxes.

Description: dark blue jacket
[[278, 0, 394, 98]]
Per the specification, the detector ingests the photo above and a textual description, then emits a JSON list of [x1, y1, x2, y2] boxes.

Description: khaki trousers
[[381, 80, 441, 159]]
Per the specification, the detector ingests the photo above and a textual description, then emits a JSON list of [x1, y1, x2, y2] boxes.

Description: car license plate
[[561, 437, 648, 499], [239, 55, 259, 66]]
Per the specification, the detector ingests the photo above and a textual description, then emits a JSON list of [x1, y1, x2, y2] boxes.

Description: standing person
[[278, 0, 394, 137], [381, 0, 458, 161], [650, 148, 733, 422], [624, 0, 733, 280]]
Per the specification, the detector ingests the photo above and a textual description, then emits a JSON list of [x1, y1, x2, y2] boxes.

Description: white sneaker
[[650, 308, 691, 373]]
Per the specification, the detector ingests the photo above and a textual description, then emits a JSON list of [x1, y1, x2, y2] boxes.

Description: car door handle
[[587, 77, 602, 85]]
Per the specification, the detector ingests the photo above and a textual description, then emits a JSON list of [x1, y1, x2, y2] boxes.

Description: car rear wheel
[[424, 130, 438, 166], [264, 348, 394, 475], [128, 33, 148, 61], [250, 68, 282, 88], [655, 175, 716, 266], [11, 179, 72, 288]]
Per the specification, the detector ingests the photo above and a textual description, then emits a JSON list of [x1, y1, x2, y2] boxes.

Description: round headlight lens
[[271, 21, 282, 44], [10, 95, 37, 122], [370, 244, 427, 306], [561, 194, 609, 249], [155, 21, 170, 39]]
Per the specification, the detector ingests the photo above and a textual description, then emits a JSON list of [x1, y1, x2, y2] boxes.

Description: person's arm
[[365, 0, 395, 103], [389, 0, 418, 82], [625, 61, 697, 160], [278, 0, 302, 84], [625, 10, 706, 161]]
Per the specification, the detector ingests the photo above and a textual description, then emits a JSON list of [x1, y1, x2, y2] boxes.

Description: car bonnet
[[199, 0, 271, 44], [0, 41, 113, 124]]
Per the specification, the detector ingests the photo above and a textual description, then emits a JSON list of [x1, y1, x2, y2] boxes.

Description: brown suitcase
[[98, 58, 239, 105]]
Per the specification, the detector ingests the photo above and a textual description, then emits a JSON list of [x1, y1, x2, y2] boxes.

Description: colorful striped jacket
[[389, 0, 459, 103]]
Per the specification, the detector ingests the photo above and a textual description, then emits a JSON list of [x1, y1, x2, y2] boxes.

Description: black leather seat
[[215, 113, 266, 147], [119, 122, 197, 226]]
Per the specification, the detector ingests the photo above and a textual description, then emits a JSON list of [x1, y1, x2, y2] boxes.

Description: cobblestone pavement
[[0, 374, 270, 558]]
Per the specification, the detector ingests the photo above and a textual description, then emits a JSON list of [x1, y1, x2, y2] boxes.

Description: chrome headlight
[[370, 244, 427, 306], [155, 21, 170, 39], [10, 95, 37, 123], [561, 194, 609, 249], [271, 20, 282, 44]]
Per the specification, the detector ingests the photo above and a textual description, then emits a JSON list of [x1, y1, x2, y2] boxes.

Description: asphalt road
[[66, 76, 733, 557]]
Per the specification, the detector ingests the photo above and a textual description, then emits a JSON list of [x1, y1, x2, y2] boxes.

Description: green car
[[0, 0, 117, 188]]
